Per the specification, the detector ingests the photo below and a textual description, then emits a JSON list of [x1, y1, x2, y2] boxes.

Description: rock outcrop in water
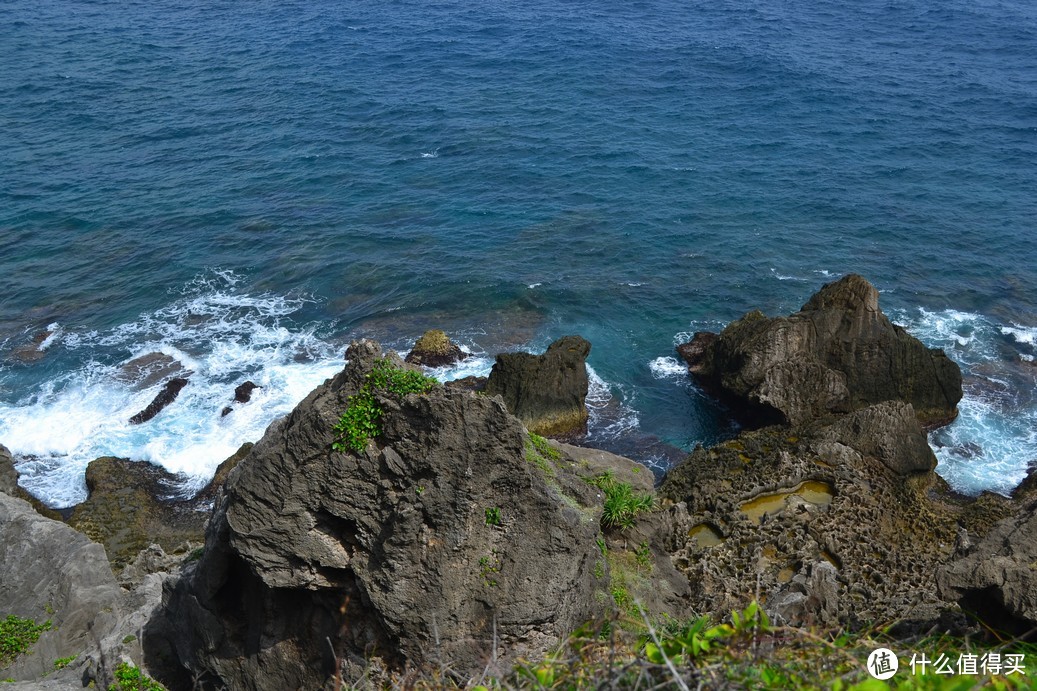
[[484, 335, 591, 437], [404, 329, 468, 368], [128, 377, 189, 425], [678, 274, 963, 428], [158, 340, 610, 689]]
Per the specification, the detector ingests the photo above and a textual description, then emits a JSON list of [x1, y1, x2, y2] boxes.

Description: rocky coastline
[[2, 274, 1035, 689]]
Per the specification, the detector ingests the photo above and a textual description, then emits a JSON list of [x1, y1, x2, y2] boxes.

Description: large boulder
[[484, 335, 591, 437], [159, 340, 605, 689], [67, 457, 209, 567], [937, 496, 1037, 635], [404, 329, 467, 368], [679, 274, 962, 428]]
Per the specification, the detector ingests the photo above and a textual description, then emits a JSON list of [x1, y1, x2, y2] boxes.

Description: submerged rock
[[128, 378, 189, 425], [484, 335, 591, 437], [159, 340, 605, 688], [679, 274, 962, 428], [65, 449, 248, 568], [115, 352, 187, 389], [220, 381, 260, 417], [404, 329, 468, 368]]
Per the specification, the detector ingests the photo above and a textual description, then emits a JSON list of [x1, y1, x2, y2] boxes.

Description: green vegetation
[[441, 603, 1037, 690], [634, 541, 652, 571], [0, 615, 51, 668], [524, 434, 559, 476], [412, 329, 451, 355], [184, 546, 204, 563], [108, 662, 164, 691], [484, 507, 502, 526], [587, 471, 654, 530], [332, 359, 438, 453], [53, 655, 76, 670], [122, 634, 137, 644], [478, 552, 501, 588]]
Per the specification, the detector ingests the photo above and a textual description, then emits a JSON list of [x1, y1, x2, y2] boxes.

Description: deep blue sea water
[[1, 0, 1035, 506]]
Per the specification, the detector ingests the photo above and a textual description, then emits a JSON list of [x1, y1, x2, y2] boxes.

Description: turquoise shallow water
[[1, 0, 1035, 506]]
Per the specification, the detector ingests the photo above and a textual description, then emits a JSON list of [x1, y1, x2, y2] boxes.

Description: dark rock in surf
[[484, 335, 591, 437], [129, 378, 189, 425], [404, 329, 468, 368], [221, 381, 260, 417], [678, 274, 962, 428], [233, 381, 259, 403]]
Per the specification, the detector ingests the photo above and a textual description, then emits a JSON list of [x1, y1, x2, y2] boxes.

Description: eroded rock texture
[[160, 340, 605, 690], [679, 274, 962, 427], [484, 335, 591, 437]]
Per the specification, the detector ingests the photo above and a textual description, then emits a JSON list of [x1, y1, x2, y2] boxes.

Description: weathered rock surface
[[1, 443, 19, 497], [129, 377, 189, 425], [67, 457, 209, 567], [679, 274, 962, 428], [937, 493, 1037, 635], [0, 493, 167, 686], [159, 340, 607, 689], [484, 335, 591, 437], [659, 405, 1008, 629], [404, 329, 468, 368]]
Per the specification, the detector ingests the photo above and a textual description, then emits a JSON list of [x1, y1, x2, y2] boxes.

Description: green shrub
[[108, 662, 164, 691], [53, 655, 76, 670], [484, 507, 502, 526], [0, 615, 51, 668], [332, 359, 437, 453], [587, 472, 654, 530]]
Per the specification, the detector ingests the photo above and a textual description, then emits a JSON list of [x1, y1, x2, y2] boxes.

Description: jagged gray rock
[[1, 443, 19, 497], [484, 335, 591, 437], [937, 501, 1037, 635], [0, 493, 166, 686], [678, 274, 962, 428], [160, 340, 605, 689]]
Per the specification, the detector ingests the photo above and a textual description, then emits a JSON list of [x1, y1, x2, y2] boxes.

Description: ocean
[[1, 0, 1035, 507]]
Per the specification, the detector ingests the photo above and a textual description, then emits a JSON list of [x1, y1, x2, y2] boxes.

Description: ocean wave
[[648, 356, 686, 379], [891, 307, 1037, 496], [2, 271, 343, 507]]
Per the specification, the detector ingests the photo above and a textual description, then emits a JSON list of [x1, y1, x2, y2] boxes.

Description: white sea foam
[[421, 148, 439, 158], [648, 356, 686, 379], [527, 283, 542, 289], [585, 365, 640, 439], [1002, 324, 1037, 347], [2, 273, 343, 507], [893, 307, 1037, 496], [770, 268, 807, 282]]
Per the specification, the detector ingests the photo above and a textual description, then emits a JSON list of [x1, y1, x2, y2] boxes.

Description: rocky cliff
[[159, 340, 611, 689]]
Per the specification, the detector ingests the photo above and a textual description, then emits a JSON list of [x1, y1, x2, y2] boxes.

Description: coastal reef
[[2, 274, 1034, 689]]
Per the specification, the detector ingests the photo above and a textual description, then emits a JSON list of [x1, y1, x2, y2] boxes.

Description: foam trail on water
[[649, 356, 686, 379], [1, 271, 344, 507], [891, 308, 1037, 496]]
